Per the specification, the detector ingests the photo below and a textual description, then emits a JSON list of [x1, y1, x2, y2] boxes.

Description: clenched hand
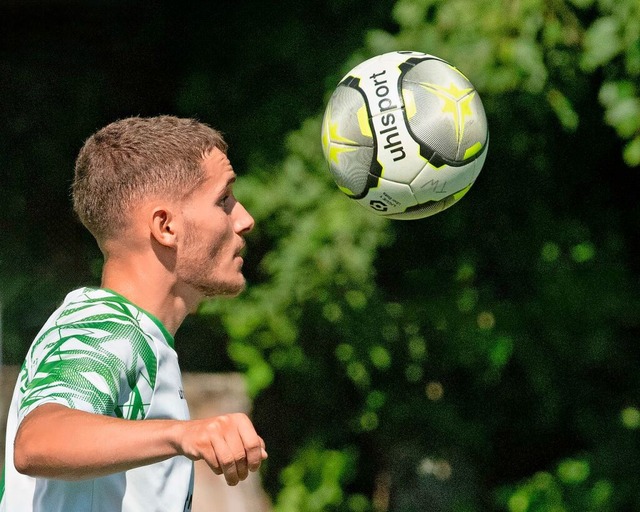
[[178, 413, 267, 486]]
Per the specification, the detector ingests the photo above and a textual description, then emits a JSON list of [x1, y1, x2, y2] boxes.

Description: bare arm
[[14, 403, 267, 486]]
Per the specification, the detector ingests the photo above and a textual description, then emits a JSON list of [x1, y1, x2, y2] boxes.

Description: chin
[[199, 278, 246, 298]]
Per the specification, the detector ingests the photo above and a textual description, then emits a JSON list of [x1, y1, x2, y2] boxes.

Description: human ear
[[149, 207, 178, 248]]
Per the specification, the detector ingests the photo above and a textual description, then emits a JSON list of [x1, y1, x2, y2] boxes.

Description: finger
[[204, 455, 224, 476], [224, 427, 250, 482], [260, 436, 268, 460], [236, 416, 267, 472], [211, 435, 240, 486], [199, 440, 223, 475]]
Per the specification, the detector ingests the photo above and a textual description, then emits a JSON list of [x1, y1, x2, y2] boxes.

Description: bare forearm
[[14, 403, 184, 480], [15, 402, 268, 486]]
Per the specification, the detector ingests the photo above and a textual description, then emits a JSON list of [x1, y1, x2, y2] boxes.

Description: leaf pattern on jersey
[[20, 290, 159, 420]]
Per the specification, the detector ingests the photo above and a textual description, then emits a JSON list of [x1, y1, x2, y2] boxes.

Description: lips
[[234, 242, 247, 266], [236, 241, 247, 258]]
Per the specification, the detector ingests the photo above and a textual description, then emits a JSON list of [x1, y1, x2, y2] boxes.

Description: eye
[[218, 193, 234, 211]]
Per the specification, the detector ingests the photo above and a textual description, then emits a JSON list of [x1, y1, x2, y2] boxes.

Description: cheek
[[205, 221, 234, 255], [184, 212, 235, 256]]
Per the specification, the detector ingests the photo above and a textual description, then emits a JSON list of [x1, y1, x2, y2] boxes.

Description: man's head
[[73, 116, 254, 298], [73, 115, 227, 242]]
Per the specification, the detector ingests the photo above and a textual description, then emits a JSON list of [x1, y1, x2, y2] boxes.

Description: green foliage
[[199, 116, 392, 397], [205, 0, 640, 510], [496, 459, 614, 512], [367, 0, 640, 165], [272, 445, 369, 512]]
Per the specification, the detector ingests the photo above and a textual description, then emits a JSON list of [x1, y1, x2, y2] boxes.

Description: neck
[[100, 252, 202, 336]]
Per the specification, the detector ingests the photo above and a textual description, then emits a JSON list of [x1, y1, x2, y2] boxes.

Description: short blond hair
[[72, 115, 228, 241]]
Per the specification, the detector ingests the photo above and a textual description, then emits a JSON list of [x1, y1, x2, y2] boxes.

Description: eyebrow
[[217, 173, 236, 196], [222, 174, 237, 190]]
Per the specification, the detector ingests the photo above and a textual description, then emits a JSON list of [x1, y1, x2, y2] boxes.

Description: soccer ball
[[321, 51, 489, 220]]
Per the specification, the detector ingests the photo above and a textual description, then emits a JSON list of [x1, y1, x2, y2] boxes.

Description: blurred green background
[[1, 0, 640, 510]]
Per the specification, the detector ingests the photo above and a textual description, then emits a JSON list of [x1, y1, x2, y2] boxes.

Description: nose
[[232, 201, 255, 235]]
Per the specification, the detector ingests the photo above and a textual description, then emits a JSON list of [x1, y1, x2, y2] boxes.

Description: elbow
[[13, 439, 36, 476], [14, 418, 45, 477], [13, 426, 38, 476], [14, 435, 65, 479], [13, 403, 79, 479]]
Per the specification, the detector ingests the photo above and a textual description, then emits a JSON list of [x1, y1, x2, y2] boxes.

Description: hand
[[179, 413, 267, 486]]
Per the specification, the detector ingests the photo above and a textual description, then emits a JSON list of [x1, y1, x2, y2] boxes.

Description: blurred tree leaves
[[374, 0, 640, 165], [206, 0, 640, 510]]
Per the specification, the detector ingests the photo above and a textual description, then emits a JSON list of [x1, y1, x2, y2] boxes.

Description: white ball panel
[[411, 160, 477, 205], [355, 177, 418, 215]]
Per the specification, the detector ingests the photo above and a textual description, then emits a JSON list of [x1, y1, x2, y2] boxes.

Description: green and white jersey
[[0, 287, 194, 512]]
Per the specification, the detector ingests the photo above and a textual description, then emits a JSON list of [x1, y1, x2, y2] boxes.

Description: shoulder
[[59, 288, 150, 330], [19, 289, 162, 417], [27, 288, 161, 376]]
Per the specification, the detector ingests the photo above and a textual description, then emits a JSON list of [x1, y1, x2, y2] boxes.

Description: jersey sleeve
[[19, 307, 159, 422]]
